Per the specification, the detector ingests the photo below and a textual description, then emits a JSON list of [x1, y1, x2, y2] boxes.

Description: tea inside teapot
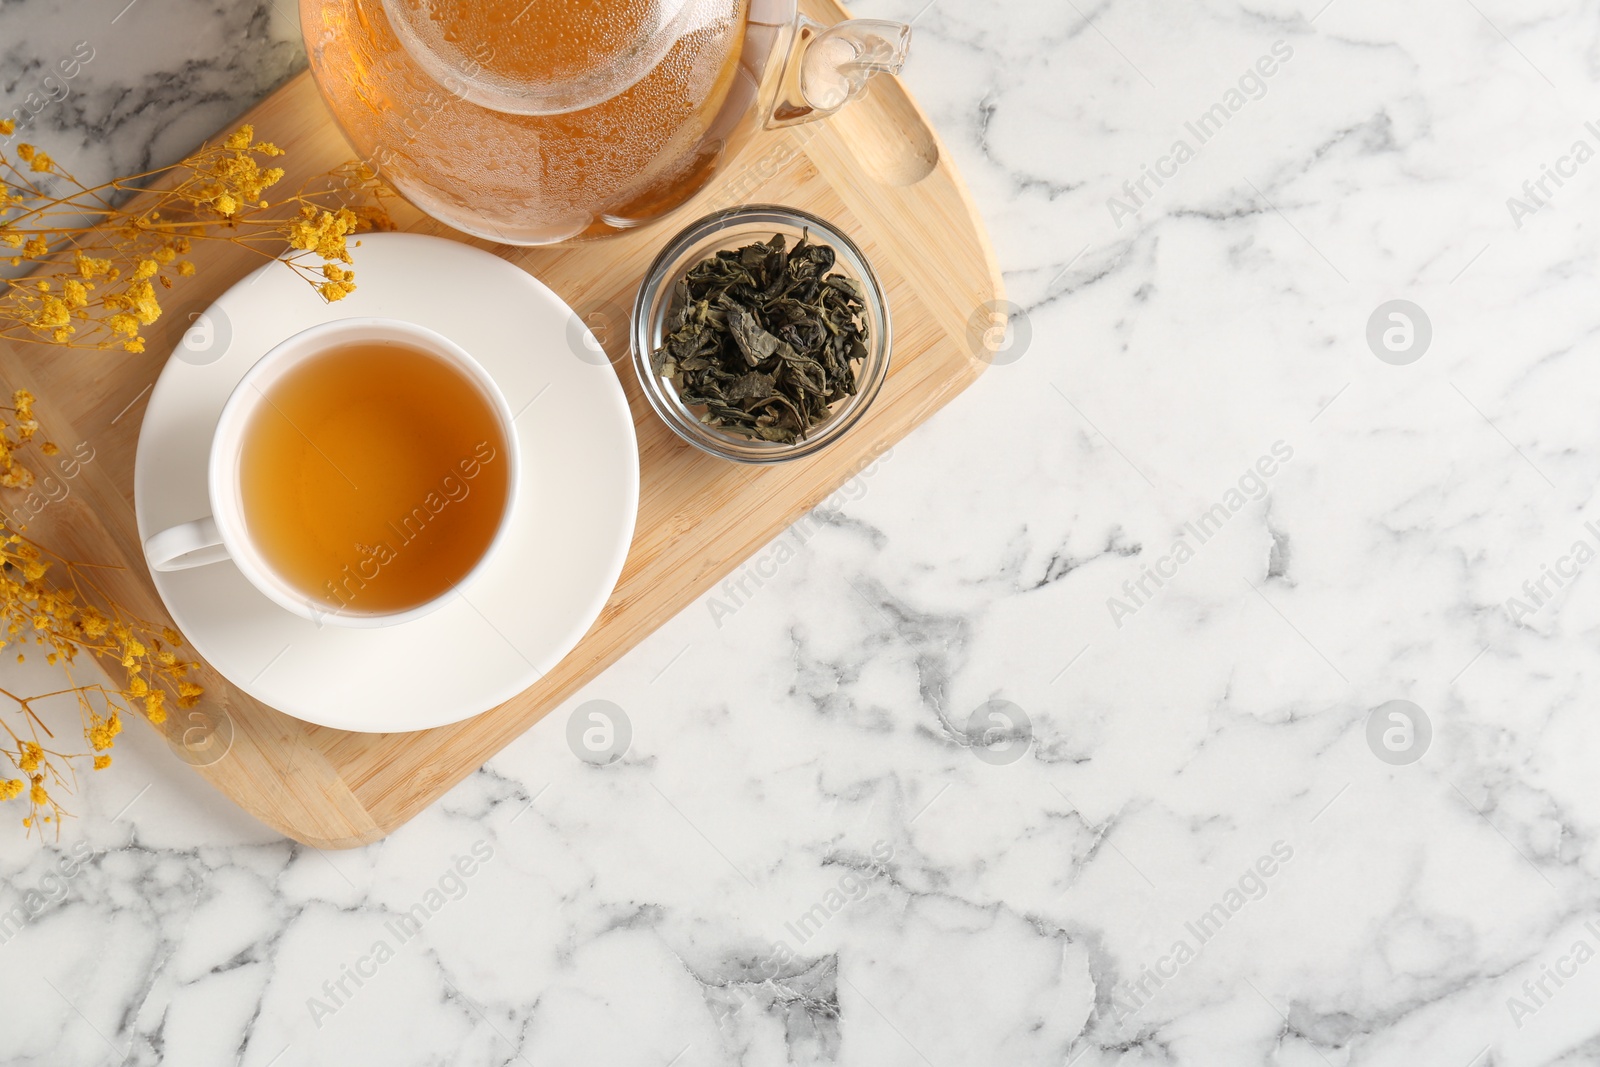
[[300, 0, 909, 244], [382, 0, 730, 116]]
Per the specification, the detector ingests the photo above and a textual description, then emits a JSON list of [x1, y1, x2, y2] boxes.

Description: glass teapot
[[299, 0, 912, 244]]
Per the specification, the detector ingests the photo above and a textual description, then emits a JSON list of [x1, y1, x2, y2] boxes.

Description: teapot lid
[[381, 0, 720, 115]]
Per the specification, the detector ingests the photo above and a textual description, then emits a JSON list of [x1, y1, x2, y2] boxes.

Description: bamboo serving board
[[0, 0, 1001, 847]]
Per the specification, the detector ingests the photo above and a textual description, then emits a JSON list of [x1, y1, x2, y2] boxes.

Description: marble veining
[[6, 0, 1600, 1064]]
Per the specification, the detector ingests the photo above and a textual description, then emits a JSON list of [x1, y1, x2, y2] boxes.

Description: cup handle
[[144, 516, 229, 572]]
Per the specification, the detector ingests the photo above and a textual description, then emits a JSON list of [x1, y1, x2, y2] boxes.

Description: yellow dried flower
[[126, 281, 160, 325], [88, 713, 122, 751], [73, 252, 113, 279], [35, 295, 70, 329], [0, 402, 201, 833], [3, 122, 386, 355]]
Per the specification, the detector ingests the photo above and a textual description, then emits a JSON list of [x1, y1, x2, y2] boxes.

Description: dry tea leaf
[[651, 231, 869, 444]]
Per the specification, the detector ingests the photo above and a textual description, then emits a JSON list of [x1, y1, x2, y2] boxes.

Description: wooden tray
[[0, 0, 1001, 847]]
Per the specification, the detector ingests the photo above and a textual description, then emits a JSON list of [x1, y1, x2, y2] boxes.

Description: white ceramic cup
[[142, 317, 520, 628]]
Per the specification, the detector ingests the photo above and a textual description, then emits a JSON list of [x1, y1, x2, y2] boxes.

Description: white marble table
[[4, 0, 1600, 1064]]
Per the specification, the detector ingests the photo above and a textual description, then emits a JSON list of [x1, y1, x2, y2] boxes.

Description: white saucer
[[133, 233, 639, 733]]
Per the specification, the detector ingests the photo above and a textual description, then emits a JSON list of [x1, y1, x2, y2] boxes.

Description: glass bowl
[[631, 204, 891, 463]]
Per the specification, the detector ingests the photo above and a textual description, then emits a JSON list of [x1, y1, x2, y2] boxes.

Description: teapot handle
[[762, 14, 912, 128]]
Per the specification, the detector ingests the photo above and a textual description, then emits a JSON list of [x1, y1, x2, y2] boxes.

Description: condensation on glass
[[300, 0, 911, 244]]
